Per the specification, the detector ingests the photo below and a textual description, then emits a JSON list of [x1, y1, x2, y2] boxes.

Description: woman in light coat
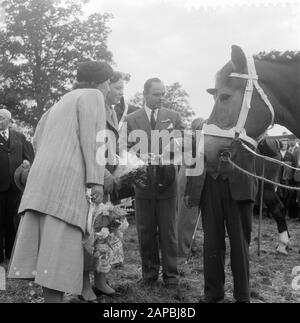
[[8, 61, 113, 303]]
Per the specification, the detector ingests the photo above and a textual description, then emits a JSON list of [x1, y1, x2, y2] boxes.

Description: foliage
[[129, 82, 195, 126], [0, 0, 113, 127]]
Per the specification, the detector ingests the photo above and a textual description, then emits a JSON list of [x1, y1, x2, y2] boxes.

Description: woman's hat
[[77, 61, 114, 85], [14, 164, 30, 191]]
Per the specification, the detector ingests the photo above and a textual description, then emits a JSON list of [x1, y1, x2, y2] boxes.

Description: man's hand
[[184, 195, 192, 209], [22, 160, 31, 168], [90, 184, 104, 204]]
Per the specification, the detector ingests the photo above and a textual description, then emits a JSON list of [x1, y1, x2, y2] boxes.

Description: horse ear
[[207, 88, 217, 95], [231, 45, 247, 72]]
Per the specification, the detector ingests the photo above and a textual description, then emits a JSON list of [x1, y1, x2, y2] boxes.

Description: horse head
[[204, 45, 274, 174]]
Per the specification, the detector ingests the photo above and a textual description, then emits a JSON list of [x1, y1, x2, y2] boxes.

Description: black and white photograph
[[0, 0, 300, 306]]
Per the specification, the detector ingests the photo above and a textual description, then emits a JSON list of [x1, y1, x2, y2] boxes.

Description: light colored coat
[[19, 89, 106, 233]]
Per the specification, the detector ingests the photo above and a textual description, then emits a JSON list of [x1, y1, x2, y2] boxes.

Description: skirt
[[8, 211, 84, 295]]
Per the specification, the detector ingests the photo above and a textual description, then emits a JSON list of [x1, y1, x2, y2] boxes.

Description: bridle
[[202, 55, 275, 148]]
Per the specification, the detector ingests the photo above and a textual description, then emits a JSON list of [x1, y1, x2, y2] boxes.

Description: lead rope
[[221, 156, 300, 191], [241, 141, 300, 172], [220, 155, 300, 257]]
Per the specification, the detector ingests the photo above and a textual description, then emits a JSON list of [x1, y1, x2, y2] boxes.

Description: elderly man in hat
[[0, 109, 34, 264]]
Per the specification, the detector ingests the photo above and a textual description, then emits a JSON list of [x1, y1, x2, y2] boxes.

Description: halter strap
[[229, 56, 275, 131], [203, 55, 275, 148]]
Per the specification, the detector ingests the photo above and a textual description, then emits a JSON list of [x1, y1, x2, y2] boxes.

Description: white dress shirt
[[0, 128, 9, 140], [144, 105, 159, 122], [280, 150, 287, 159]]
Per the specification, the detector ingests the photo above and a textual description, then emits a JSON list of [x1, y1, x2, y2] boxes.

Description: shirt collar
[[144, 105, 159, 119], [1, 128, 9, 138]]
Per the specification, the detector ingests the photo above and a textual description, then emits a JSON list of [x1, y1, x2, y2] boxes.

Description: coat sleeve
[[77, 90, 106, 186], [32, 110, 50, 153], [22, 135, 34, 163]]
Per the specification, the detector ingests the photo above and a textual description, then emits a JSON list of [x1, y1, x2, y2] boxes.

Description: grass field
[[1, 215, 300, 303]]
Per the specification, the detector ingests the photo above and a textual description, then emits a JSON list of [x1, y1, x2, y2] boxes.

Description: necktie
[[1, 131, 7, 141], [150, 109, 156, 130]]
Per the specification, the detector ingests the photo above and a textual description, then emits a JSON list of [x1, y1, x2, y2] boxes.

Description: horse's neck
[[257, 59, 300, 137]]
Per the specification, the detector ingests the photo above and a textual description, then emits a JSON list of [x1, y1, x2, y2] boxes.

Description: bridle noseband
[[203, 55, 275, 148]]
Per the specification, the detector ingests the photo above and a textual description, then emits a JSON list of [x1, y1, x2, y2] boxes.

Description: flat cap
[[77, 61, 114, 85]]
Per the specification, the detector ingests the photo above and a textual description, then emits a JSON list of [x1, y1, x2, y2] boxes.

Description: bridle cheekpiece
[[203, 55, 275, 148]]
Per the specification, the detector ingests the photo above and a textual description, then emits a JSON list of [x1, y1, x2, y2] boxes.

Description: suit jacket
[[18, 89, 106, 233], [120, 107, 185, 199], [114, 103, 140, 125], [0, 129, 34, 192], [185, 138, 284, 205]]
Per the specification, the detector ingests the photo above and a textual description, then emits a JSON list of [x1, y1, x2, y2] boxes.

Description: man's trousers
[[200, 175, 252, 302], [0, 186, 21, 262], [135, 197, 178, 282]]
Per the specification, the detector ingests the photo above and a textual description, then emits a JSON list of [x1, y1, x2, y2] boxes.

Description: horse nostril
[[219, 150, 232, 161]]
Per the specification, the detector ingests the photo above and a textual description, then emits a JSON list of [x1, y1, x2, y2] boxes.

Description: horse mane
[[215, 49, 300, 82], [254, 50, 300, 63]]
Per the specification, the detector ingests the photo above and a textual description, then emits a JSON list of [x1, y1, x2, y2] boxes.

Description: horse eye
[[219, 94, 231, 102]]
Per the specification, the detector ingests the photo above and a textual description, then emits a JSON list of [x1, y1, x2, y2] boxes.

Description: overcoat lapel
[[106, 107, 119, 137], [0, 131, 10, 152], [8, 128, 17, 150]]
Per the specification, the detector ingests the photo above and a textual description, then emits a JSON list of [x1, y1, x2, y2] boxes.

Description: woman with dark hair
[[8, 61, 113, 303], [108, 72, 139, 130], [82, 71, 136, 299]]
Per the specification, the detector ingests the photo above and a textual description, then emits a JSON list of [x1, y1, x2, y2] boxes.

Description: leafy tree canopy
[[0, 0, 113, 126], [129, 82, 195, 127]]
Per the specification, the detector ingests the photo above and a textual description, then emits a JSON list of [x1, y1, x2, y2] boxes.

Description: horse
[[203, 45, 300, 253], [255, 144, 290, 254]]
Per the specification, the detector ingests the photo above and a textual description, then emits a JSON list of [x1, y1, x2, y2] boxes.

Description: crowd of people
[[0, 60, 299, 303]]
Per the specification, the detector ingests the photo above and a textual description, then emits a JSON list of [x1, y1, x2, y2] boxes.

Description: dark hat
[[77, 61, 114, 85], [14, 164, 30, 191]]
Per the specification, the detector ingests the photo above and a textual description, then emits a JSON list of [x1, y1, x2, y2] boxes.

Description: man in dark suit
[[185, 137, 279, 303], [120, 78, 184, 287], [0, 109, 34, 263]]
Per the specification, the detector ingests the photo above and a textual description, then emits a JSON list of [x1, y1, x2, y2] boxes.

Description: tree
[[129, 82, 195, 126], [0, 0, 113, 126]]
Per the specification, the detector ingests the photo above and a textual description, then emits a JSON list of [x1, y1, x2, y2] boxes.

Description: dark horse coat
[[255, 139, 288, 233]]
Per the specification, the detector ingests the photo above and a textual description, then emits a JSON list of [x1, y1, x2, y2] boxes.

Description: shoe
[[138, 278, 158, 287], [92, 286, 115, 297], [77, 295, 98, 303], [199, 296, 224, 303], [163, 278, 179, 289]]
